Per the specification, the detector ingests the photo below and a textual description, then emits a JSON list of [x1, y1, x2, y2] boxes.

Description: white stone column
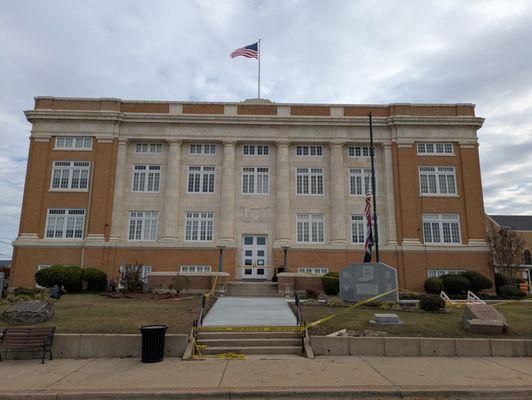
[[383, 144, 398, 245], [161, 140, 182, 242], [275, 141, 290, 246], [110, 139, 128, 241], [329, 141, 347, 245], [218, 140, 236, 246]]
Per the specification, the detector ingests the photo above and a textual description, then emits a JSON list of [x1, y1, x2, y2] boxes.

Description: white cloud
[[0, 0, 531, 257]]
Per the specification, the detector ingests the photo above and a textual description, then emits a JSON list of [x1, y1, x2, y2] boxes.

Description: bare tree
[[487, 221, 525, 285]]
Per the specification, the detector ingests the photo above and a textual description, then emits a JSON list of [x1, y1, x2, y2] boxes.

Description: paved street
[[202, 297, 298, 326], [0, 356, 531, 399]]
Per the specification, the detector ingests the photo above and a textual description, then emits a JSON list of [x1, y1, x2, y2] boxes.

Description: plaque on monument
[[2, 301, 54, 324], [339, 262, 398, 303]]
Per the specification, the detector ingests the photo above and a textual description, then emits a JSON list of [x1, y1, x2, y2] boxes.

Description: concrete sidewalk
[[0, 356, 531, 399]]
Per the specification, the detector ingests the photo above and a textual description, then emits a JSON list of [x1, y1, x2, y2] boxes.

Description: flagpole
[[368, 112, 380, 262], [258, 38, 261, 99]]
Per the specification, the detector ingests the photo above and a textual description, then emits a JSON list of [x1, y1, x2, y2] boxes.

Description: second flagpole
[[258, 38, 261, 99]]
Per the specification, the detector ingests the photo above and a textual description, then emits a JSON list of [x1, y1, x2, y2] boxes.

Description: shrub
[[34, 265, 82, 291], [13, 287, 47, 297], [462, 271, 492, 293], [424, 277, 443, 294], [441, 274, 471, 295], [419, 294, 445, 312], [305, 288, 319, 299], [325, 296, 346, 307], [82, 268, 108, 292], [494, 272, 505, 295], [120, 264, 145, 292], [169, 275, 190, 294], [322, 272, 339, 296]]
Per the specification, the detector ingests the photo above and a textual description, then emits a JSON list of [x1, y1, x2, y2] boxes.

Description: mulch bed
[[101, 292, 187, 300]]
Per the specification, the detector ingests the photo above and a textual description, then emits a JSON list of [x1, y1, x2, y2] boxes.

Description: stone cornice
[[24, 109, 484, 129]]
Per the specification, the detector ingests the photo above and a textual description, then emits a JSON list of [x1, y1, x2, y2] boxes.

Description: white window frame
[[35, 265, 50, 288], [180, 265, 212, 273], [45, 209, 85, 239], [417, 143, 454, 156], [296, 145, 323, 157], [50, 161, 90, 191], [296, 214, 325, 243], [242, 167, 269, 195], [189, 143, 216, 155], [132, 165, 161, 192], [422, 214, 461, 245], [419, 166, 457, 196], [427, 269, 466, 278], [349, 168, 374, 196], [54, 136, 93, 150], [298, 267, 329, 275], [347, 146, 372, 158], [187, 166, 215, 193], [135, 143, 162, 154], [128, 211, 159, 241], [296, 168, 324, 195], [351, 215, 366, 244], [184, 212, 214, 241], [243, 145, 269, 156]]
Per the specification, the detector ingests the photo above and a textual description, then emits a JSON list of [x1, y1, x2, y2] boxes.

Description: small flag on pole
[[363, 189, 374, 263], [230, 42, 259, 59]]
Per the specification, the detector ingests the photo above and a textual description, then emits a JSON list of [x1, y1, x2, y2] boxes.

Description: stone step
[[199, 338, 301, 347], [200, 346, 302, 355], [197, 331, 300, 340]]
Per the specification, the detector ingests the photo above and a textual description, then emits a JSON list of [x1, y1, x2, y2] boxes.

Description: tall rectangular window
[[417, 143, 454, 155], [349, 168, 373, 195], [351, 215, 365, 244], [128, 211, 158, 241], [347, 146, 371, 157], [242, 167, 269, 194], [296, 145, 323, 156], [185, 212, 214, 241], [132, 165, 160, 192], [187, 166, 215, 193], [296, 214, 324, 243], [422, 214, 461, 244], [45, 209, 85, 239], [243, 145, 269, 155], [135, 143, 162, 153], [50, 161, 90, 190], [55, 136, 92, 150], [419, 166, 457, 195], [189, 144, 216, 155], [296, 168, 323, 195]]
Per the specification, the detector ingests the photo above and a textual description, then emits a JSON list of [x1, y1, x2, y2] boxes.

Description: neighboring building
[[487, 215, 532, 290], [10, 97, 492, 291]]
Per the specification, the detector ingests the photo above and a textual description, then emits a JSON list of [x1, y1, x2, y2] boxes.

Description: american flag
[[363, 189, 374, 263], [230, 42, 259, 59]]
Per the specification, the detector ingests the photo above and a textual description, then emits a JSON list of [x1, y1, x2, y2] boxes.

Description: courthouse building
[[10, 97, 492, 291]]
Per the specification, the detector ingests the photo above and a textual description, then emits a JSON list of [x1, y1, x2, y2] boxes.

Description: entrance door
[[242, 235, 267, 279]]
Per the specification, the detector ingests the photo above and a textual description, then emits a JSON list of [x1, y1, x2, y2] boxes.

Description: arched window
[[524, 250, 532, 265]]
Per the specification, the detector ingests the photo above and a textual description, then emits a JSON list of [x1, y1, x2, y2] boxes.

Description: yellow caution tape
[[306, 288, 398, 329], [215, 352, 246, 360], [204, 274, 219, 298]]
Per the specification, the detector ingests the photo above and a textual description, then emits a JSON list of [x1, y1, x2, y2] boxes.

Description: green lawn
[[0, 294, 200, 334], [302, 302, 532, 338]]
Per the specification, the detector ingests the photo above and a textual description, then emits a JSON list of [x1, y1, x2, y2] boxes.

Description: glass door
[[242, 235, 267, 279]]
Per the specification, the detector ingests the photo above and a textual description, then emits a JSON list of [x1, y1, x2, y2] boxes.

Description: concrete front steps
[[226, 281, 279, 297], [197, 328, 302, 355]]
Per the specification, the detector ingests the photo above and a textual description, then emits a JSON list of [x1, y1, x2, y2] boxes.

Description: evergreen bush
[[82, 267, 108, 292], [419, 294, 445, 312], [441, 274, 471, 295], [424, 277, 444, 294], [321, 272, 339, 296]]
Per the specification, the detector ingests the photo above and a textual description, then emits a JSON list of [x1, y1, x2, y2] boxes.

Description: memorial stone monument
[[2, 301, 54, 324], [340, 262, 398, 302]]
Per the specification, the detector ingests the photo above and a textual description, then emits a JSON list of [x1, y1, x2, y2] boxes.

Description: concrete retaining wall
[[310, 336, 532, 357], [1, 334, 188, 360]]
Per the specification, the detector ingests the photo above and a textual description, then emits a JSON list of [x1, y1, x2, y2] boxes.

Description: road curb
[[0, 387, 531, 399]]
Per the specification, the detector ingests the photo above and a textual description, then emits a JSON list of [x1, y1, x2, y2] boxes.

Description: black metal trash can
[[140, 324, 167, 363]]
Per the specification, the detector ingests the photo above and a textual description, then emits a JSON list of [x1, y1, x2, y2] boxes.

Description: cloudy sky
[[1, 0, 531, 258]]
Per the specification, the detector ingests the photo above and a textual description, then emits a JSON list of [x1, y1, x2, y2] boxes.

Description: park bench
[[0, 327, 55, 364]]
